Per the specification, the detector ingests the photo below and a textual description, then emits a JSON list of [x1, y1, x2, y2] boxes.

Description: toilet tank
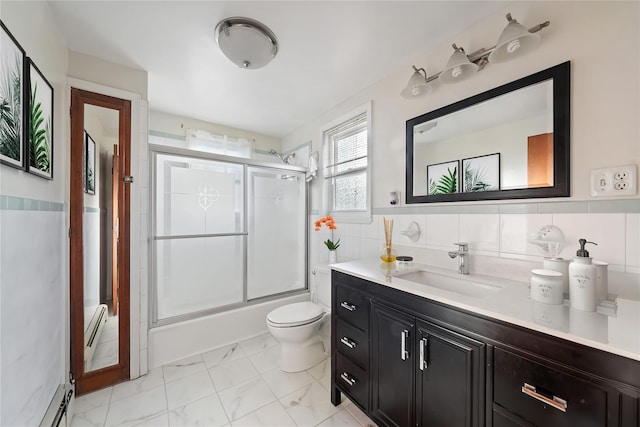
[[312, 266, 331, 308]]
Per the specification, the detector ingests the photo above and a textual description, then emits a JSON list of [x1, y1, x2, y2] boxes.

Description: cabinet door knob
[[521, 383, 567, 412], [419, 337, 428, 370], [340, 372, 357, 386], [340, 337, 357, 349], [340, 302, 356, 311], [401, 329, 410, 360]]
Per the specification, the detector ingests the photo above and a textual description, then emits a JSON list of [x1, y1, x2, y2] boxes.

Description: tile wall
[[311, 201, 640, 295]]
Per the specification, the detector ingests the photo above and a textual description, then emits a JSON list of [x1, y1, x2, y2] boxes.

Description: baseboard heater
[[39, 385, 73, 427], [84, 304, 108, 372]]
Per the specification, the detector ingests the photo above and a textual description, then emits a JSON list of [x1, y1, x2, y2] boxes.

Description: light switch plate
[[590, 165, 637, 196]]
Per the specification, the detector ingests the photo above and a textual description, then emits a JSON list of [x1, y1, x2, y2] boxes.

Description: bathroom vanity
[[330, 261, 640, 427]]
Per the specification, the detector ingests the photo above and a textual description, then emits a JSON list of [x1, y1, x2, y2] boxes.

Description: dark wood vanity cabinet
[[331, 270, 640, 427], [371, 301, 414, 427], [415, 320, 485, 427]]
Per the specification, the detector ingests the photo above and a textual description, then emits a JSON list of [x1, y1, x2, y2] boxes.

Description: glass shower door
[[154, 153, 245, 321], [247, 167, 306, 299]]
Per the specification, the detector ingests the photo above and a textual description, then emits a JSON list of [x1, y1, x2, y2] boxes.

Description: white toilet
[[266, 266, 331, 372]]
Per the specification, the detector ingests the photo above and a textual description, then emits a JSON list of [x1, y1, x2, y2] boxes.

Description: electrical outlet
[[591, 165, 637, 196]]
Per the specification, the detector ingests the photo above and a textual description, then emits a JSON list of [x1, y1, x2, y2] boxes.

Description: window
[[322, 102, 371, 223]]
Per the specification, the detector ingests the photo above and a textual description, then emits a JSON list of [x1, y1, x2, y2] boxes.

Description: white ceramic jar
[[542, 257, 571, 295], [530, 269, 564, 305]]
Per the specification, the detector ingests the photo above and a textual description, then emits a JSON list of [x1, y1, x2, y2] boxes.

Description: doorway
[[70, 88, 131, 395]]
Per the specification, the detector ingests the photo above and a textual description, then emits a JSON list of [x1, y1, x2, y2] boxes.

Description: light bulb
[[411, 86, 421, 96], [507, 39, 521, 54], [451, 67, 462, 78]]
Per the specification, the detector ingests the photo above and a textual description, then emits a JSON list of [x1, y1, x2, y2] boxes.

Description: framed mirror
[[406, 61, 570, 204], [70, 88, 131, 395]]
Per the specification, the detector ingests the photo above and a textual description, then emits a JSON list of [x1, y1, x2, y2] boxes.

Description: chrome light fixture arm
[[405, 14, 551, 89]]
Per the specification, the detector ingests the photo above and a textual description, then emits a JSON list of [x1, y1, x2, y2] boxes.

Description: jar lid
[[396, 256, 413, 262], [531, 269, 563, 277]]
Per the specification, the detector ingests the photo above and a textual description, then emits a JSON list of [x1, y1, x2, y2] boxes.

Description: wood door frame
[[70, 88, 131, 395]]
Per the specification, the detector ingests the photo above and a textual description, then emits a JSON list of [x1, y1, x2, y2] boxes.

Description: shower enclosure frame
[[149, 144, 309, 328]]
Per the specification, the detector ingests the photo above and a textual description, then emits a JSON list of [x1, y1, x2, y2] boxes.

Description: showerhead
[[267, 148, 295, 165]]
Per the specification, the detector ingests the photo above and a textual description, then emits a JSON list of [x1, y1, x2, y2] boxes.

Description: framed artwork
[[85, 132, 96, 195], [0, 21, 26, 169], [462, 153, 500, 192], [427, 160, 459, 195], [27, 58, 53, 179]]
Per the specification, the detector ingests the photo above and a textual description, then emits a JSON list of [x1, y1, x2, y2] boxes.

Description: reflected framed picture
[[27, 58, 54, 179], [462, 153, 500, 192], [0, 21, 26, 169], [85, 132, 96, 195], [427, 160, 459, 195]]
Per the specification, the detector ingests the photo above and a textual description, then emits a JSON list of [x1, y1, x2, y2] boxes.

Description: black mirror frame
[[406, 61, 570, 204]]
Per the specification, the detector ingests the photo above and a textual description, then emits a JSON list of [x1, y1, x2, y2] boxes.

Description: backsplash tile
[[425, 214, 459, 249], [500, 214, 553, 257], [459, 214, 500, 253], [311, 206, 639, 290], [553, 213, 626, 270], [627, 214, 640, 272]]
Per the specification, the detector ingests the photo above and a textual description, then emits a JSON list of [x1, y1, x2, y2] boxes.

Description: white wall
[[282, 2, 640, 284], [0, 1, 69, 425], [282, 1, 639, 206], [68, 50, 148, 100]]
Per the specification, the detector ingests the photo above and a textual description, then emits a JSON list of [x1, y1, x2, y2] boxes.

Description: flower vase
[[328, 249, 337, 264]]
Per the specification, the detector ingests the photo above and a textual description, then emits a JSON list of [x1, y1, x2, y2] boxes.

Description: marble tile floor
[[71, 333, 377, 427], [91, 314, 119, 371]]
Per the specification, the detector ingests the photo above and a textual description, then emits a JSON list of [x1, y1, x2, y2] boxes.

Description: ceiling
[[48, 1, 505, 139]]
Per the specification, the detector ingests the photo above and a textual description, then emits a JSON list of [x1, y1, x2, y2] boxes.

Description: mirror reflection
[[406, 61, 570, 204], [413, 80, 553, 196], [83, 104, 120, 372]]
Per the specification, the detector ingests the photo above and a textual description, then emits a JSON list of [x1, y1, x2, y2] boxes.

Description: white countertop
[[331, 260, 640, 362]]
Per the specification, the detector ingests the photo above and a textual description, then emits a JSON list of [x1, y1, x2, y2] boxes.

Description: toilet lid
[[267, 302, 324, 327]]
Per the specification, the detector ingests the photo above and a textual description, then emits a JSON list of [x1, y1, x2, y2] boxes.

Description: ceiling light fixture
[[215, 17, 279, 69], [401, 13, 550, 98]]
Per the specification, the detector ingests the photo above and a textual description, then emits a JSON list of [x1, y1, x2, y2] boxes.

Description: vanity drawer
[[336, 352, 368, 411], [335, 317, 368, 369], [335, 284, 368, 331], [494, 347, 608, 427]]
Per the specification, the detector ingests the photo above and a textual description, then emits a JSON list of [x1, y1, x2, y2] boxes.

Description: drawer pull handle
[[419, 337, 428, 370], [340, 302, 356, 311], [340, 372, 357, 386], [401, 329, 409, 361], [340, 337, 357, 349], [522, 383, 567, 412]]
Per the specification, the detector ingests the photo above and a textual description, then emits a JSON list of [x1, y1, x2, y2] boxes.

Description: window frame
[[321, 101, 372, 224]]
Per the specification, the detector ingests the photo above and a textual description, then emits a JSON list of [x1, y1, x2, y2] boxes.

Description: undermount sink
[[394, 269, 503, 298]]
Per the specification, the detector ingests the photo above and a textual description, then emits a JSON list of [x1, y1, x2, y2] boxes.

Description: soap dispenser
[[569, 239, 598, 312]]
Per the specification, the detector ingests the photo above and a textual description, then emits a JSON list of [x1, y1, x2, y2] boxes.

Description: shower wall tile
[[553, 213, 626, 269]]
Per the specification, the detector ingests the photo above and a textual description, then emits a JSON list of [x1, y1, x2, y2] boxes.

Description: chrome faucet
[[448, 242, 469, 275]]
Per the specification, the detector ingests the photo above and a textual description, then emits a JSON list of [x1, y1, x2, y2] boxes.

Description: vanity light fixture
[[401, 13, 550, 98], [215, 17, 279, 69], [439, 44, 478, 84], [400, 66, 432, 98]]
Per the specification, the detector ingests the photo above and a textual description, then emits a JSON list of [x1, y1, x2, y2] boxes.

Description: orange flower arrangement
[[314, 216, 340, 250]]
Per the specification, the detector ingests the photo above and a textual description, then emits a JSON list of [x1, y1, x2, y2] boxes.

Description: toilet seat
[[267, 302, 324, 327]]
